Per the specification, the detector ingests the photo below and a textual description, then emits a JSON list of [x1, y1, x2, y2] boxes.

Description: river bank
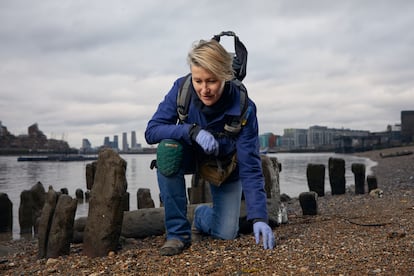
[[1, 146, 413, 275]]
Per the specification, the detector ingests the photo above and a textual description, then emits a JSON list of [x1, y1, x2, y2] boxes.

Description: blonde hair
[[187, 39, 234, 81]]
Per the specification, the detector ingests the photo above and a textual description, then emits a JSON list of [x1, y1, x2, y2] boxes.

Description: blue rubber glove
[[253, 221, 275, 249], [195, 129, 219, 156]]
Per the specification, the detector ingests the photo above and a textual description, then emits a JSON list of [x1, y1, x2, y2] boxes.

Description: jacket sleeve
[[236, 100, 268, 221], [145, 78, 194, 145]]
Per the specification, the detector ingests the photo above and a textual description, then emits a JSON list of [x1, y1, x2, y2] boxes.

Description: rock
[[369, 188, 383, 198], [83, 149, 128, 257], [280, 193, 291, 202]]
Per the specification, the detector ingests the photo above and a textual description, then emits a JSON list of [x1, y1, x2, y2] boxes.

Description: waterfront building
[[122, 132, 129, 152], [401, 110, 414, 143], [281, 128, 307, 150]]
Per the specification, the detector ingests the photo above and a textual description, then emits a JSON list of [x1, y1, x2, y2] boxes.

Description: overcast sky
[[1, 0, 413, 148]]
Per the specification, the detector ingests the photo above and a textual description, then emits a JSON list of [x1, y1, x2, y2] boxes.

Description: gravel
[[1, 146, 413, 275]]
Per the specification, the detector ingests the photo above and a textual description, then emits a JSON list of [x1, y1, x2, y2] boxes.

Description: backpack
[[176, 31, 250, 136]]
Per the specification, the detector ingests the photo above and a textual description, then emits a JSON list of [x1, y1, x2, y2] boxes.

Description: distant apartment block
[[401, 110, 414, 143]]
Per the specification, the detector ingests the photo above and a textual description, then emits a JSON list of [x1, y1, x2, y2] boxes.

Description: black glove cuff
[[252, 218, 268, 224], [189, 124, 202, 141]]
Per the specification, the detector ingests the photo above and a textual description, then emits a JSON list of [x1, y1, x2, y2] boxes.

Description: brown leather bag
[[198, 153, 237, 186]]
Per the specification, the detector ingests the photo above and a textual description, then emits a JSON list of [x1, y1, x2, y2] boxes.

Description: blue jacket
[[145, 75, 268, 221]]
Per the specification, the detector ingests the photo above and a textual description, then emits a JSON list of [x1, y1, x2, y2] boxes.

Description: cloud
[[1, 0, 413, 148]]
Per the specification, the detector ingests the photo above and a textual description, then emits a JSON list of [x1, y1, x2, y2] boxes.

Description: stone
[[0, 193, 13, 233], [46, 194, 77, 258], [137, 188, 155, 209], [328, 157, 346, 195], [306, 163, 325, 196], [299, 191, 318, 216], [83, 149, 128, 257], [351, 163, 366, 194]]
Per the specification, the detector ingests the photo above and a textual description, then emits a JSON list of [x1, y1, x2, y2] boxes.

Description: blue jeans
[[157, 168, 242, 243]]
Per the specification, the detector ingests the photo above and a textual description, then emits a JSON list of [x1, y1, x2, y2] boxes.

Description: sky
[[1, 0, 413, 149]]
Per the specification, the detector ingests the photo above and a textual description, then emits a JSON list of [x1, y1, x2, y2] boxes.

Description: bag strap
[[177, 74, 192, 124], [223, 80, 250, 135], [176, 74, 250, 136]]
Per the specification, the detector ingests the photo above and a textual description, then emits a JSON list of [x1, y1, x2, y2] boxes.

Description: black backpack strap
[[212, 31, 248, 82], [177, 74, 192, 124], [223, 80, 249, 135]]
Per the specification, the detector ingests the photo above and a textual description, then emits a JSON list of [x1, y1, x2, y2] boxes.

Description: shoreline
[[1, 145, 413, 275]]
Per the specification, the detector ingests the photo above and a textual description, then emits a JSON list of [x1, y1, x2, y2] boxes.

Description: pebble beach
[[1, 145, 413, 275]]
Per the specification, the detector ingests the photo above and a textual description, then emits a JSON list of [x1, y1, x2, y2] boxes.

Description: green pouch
[[156, 139, 183, 176]]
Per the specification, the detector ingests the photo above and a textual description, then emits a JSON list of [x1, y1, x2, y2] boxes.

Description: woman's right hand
[[195, 129, 219, 156]]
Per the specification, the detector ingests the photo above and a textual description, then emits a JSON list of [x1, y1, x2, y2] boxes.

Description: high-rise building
[[103, 136, 111, 147], [122, 132, 129, 152], [131, 131, 137, 149], [113, 135, 119, 150]]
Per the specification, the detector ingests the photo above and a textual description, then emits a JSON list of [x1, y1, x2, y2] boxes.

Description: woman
[[145, 38, 275, 256]]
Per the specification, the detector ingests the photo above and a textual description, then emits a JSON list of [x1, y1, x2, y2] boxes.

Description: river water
[[0, 153, 376, 240]]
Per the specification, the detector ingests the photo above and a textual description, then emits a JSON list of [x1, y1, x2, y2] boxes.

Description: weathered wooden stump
[[83, 149, 128, 257], [0, 193, 13, 233], [367, 175, 378, 192], [189, 177, 212, 204], [137, 188, 155, 209], [85, 161, 97, 190], [328, 157, 346, 195], [299, 191, 318, 216], [37, 186, 59, 259], [18, 181, 46, 235], [46, 194, 77, 258], [351, 163, 366, 194], [75, 188, 84, 201], [306, 163, 325, 196]]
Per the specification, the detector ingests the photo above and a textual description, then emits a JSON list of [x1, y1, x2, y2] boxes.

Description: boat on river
[[17, 155, 98, 162]]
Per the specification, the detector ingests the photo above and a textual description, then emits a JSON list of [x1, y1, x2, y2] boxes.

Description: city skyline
[[1, 1, 413, 148]]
